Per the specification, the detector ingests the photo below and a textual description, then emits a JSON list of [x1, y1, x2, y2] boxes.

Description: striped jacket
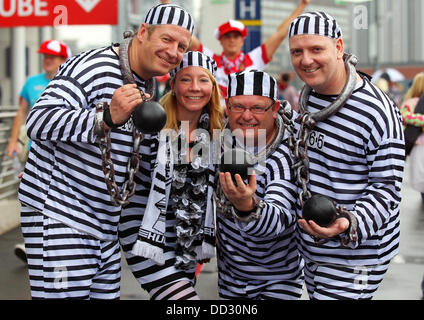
[[216, 136, 303, 281], [18, 45, 152, 241], [296, 76, 405, 266]]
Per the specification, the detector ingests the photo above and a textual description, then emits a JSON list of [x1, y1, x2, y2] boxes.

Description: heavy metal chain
[[98, 115, 144, 206], [282, 53, 359, 208], [98, 31, 154, 206], [280, 54, 360, 245], [281, 108, 313, 207]]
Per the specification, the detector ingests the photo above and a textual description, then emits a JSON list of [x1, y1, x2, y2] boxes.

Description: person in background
[[288, 11, 404, 299], [398, 72, 424, 301], [7, 40, 71, 160], [278, 72, 299, 111], [5, 39, 71, 264], [119, 51, 223, 300], [380, 72, 403, 106], [188, 0, 310, 101], [399, 72, 424, 200]]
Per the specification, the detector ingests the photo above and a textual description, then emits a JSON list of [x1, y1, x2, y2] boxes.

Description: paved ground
[[1, 161, 423, 300]]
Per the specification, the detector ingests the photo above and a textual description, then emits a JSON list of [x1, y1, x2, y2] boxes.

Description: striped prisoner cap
[[170, 51, 218, 78], [144, 3, 194, 34], [227, 70, 277, 100], [289, 11, 342, 39]]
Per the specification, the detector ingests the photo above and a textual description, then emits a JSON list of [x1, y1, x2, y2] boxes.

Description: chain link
[[282, 53, 359, 208], [95, 30, 153, 207], [97, 104, 144, 206], [281, 108, 314, 207]]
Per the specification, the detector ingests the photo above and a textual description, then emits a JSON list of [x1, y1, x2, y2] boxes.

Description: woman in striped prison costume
[[119, 51, 224, 300]]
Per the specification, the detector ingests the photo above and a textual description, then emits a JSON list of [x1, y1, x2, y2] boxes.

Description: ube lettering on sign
[[0, 0, 118, 27]]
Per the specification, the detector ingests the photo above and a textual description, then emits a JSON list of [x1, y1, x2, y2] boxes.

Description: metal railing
[[0, 107, 19, 200]]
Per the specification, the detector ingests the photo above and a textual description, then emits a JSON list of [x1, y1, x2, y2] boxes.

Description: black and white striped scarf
[[132, 112, 215, 269]]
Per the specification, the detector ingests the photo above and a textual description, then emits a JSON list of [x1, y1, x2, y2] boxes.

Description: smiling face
[[289, 34, 346, 95], [134, 24, 191, 79], [225, 95, 280, 146], [172, 66, 214, 119]]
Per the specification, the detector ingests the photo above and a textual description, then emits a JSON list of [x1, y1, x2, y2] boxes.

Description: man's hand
[[109, 84, 150, 126], [219, 171, 257, 212], [298, 217, 350, 239]]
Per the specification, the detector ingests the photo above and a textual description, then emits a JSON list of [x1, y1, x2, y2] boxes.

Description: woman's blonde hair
[[404, 72, 424, 100], [159, 68, 223, 135]]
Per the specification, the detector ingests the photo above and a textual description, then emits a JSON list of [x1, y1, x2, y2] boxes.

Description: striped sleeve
[[216, 142, 302, 281], [18, 46, 151, 241], [26, 47, 120, 145], [347, 83, 404, 248], [235, 146, 298, 238]]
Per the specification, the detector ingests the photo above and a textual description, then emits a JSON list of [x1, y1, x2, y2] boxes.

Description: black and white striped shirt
[[296, 76, 404, 266], [18, 45, 152, 241], [216, 138, 303, 281]]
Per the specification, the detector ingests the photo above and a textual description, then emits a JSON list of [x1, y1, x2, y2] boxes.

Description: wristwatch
[[103, 105, 123, 129], [95, 102, 108, 139]]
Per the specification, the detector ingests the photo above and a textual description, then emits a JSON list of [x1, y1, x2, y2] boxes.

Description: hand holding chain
[[94, 31, 154, 206]]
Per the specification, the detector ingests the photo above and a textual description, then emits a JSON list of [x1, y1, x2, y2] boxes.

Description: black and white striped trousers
[[21, 207, 121, 299], [304, 260, 390, 300], [119, 207, 199, 300], [218, 268, 304, 300]]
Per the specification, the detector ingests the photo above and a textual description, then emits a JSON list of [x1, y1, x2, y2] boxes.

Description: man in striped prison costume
[[215, 70, 304, 299], [288, 12, 405, 299], [18, 3, 194, 299]]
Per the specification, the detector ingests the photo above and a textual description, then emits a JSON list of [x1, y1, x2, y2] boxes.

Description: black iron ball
[[219, 148, 255, 184], [302, 194, 337, 227], [132, 101, 167, 134]]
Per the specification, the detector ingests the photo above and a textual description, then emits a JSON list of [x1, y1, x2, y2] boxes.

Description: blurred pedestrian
[[288, 11, 404, 299], [18, 3, 194, 299], [380, 71, 403, 106], [6, 40, 71, 161], [399, 72, 424, 201], [278, 72, 299, 111], [5, 39, 70, 264], [119, 51, 223, 300]]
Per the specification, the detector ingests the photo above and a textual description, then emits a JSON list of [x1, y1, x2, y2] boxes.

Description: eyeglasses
[[228, 100, 276, 114]]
